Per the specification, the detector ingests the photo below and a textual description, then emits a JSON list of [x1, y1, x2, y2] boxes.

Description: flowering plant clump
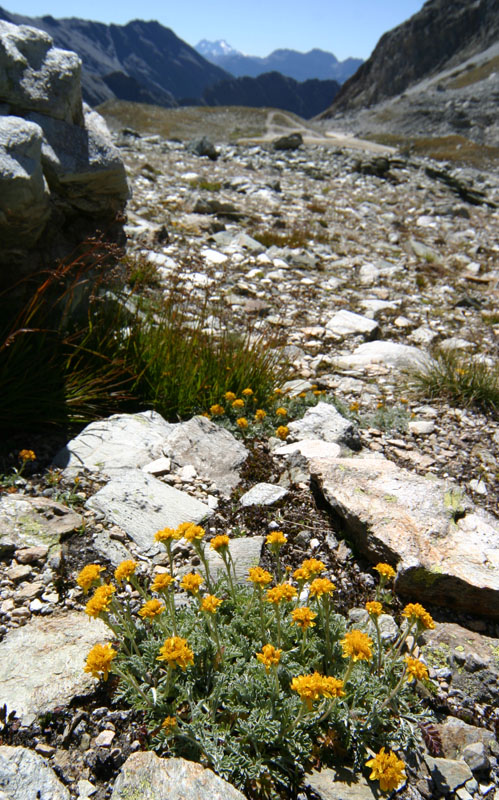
[[80, 524, 435, 799]]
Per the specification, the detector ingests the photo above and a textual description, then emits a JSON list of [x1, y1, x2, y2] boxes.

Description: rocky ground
[[1, 123, 499, 800]]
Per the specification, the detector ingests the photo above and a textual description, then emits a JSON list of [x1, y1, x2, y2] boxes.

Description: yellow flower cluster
[[85, 584, 115, 618], [210, 534, 230, 551], [291, 672, 345, 708], [180, 572, 203, 595], [77, 564, 104, 593], [201, 595, 223, 614], [161, 715, 177, 734], [256, 644, 282, 671], [139, 598, 165, 619], [401, 603, 435, 630], [114, 560, 137, 584], [374, 563, 396, 580], [84, 642, 117, 681], [154, 527, 181, 542], [19, 449, 36, 462], [365, 601, 383, 617], [266, 530, 287, 547], [341, 630, 373, 662], [309, 578, 336, 598], [266, 583, 297, 605], [300, 558, 326, 579], [291, 606, 317, 630], [247, 566, 273, 586], [242, 387, 253, 396], [182, 524, 205, 542], [232, 398, 244, 409], [237, 417, 248, 429], [275, 407, 287, 417], [157, 636, 194, 670], [365, 747, 405, 792], [210, 404, 225, 416], [404, 657, 429, 682], [151, 572, 173, 592], [276, 425, 289, 440], [224, 391, 236, 402], [254, 409, 267, 421]]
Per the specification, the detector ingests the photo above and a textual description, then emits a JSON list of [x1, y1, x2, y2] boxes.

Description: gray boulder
[[287, 402, 361, 451], [0, 746, 69, 800], [186, 136, 218, 160], [272, 132, 303, 150]]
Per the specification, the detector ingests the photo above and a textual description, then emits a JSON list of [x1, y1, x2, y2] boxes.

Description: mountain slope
[[195, 42, 362, 84], [320, 0, 499, 116], [0, 8, 231, 107], [203, 72, 340, 119]]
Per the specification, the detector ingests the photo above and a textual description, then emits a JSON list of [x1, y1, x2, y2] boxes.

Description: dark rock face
[[203, 72, 340, 120], [321, 0, 499, 116], [0, 7, 230, 108]]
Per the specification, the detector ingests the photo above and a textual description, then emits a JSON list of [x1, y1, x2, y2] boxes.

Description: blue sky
[[8, 1, 425, 60]]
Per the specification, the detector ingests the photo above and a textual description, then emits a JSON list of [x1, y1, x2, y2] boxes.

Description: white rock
[[288, 402, 360, 450], [408, 420, 435, 435], [0, 746, 70, 800], [201, 248, 228, 265], [239, 483, 288, 507], [334, 341, 428, 371], [325, 309, 378, 338], [275, 439, 341, 460]]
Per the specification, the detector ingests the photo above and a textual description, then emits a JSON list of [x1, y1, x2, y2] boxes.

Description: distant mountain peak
[[196, 39, 242, 58]]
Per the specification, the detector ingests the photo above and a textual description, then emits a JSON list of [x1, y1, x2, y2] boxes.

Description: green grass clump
[[409, 349, 499, 418], [189, 179, 222, 192]]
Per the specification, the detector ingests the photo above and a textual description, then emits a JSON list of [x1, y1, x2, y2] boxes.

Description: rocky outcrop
[[321, 0, 499, 115], [0, 20, 128, 291]]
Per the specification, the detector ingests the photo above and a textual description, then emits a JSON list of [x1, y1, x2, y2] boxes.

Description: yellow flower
[[201, 594, 223, 613], [365, 748, 406, 792], [309, 578, 336, 598], [254, 409, 267, 421], [161, 716, 177, 734], [274, 388, 284, 396], [114, 560, 137, 584], [151, 572, 174, 592], [373, 563, 396, 580], [154, 527, 181, 542], [84, 642, 117, 681], [401, 603, 435, 630], [275, 425, 289, 440], [85, 584, 115, 618], [19, 449, 36, 462], [77, 564, 104, 593], [365, 601, 383, 617], [256, 644, 282, 671], [405, 656, 429, 682], [242, 387, 253, 396], [232, 398, 244, 409], [182, 524, 205, 542], [176, 522, 196, 536], [290, 672, 343, 709], [224, 391, 236, 402], [210, 534, 230, 551], [291, 606, 317, 630], [301, 558, 326, 579], [247, 566, 272, 586], [275, 406, 287, 417], [157, 636, 194, 670], [266, 530, 287, 547], [202, 412, 211, 419], [321, 675, 346, 699], [139, 598, 165, 619], [210, 404, 225, 416], [341, 630, 373, 662], [236, 417, 248, 429], [180, 572, 203, 595], [349, 402, 360, 412], [266, 583, 297, 604], [293, 567, 308, 583]]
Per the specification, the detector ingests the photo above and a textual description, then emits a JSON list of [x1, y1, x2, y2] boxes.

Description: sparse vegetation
[[448, 55, 499, 89], [364, 133, 499, 169]]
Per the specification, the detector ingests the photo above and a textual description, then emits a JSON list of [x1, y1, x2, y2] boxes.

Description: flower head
[[161, 716, 177, 734], [405, 656, 429, 682], [201, 594, 223, 614], [155, 527, 181, 543], [341, 630, 373, 662], [276, 407, 287, 417], [309, 577, 336, 598], [85, 584, 115, 618], [321, 676, 346, 699], [291, 672, 343, 709], [256, 644, 282, 671], [182, 524, 205, 542], [232, 398, 244, 409], [373, 563, 396, 580], [210, 534, 230, 551], [224, 391, 236, 402], [266, 583, 297, 605], [77, 564, 104, 594], [114, 560, 137, 584], [151, 572, 174, 592], [254, 409, 267, 422], [293, 567, 308, 583], [84, 642, 117, 681], [180, 572, 203, 595], [242, 387, 253, 396], [365, 748, 406, 793], [157, 636, 194, 670], [139, 598, 165, 619], [236, 417, 248, 429], [300, 558, 326, 579], [19, 449, 36, 462], [266, 530, 287, 548], [210, 404, 225, 416], [291, 606, 317, 630], [401, 603, 435, 630], [247, 566, 272, 586], [365, 601, 383, 617], [275, 425, 289, 440]]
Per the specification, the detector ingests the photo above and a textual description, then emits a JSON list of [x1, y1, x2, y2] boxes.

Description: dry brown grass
[[448, 55, 499, 89], [364, 133, 499, 169]]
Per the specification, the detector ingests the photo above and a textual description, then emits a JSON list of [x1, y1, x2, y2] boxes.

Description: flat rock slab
[[287, 402, 361, 451], [325, 309, 379, 339], [208, 536, 264, 583], [0, 612, 108, 725], [311, 454, 499, 617], [53, 410, 173, 472], [334, 341, 427, 372], [111, 753, 246, 800], [161, 415, 248, 498], [0, 495, 82, 556], [239, 483, 288, 507], [434, 717, 498, 761], [307, 766, 378, 800], [0, 745, 70, 800], [424, 756, 472, 793], [274, 439, 341, 460], [87, 470, 213, 556]]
